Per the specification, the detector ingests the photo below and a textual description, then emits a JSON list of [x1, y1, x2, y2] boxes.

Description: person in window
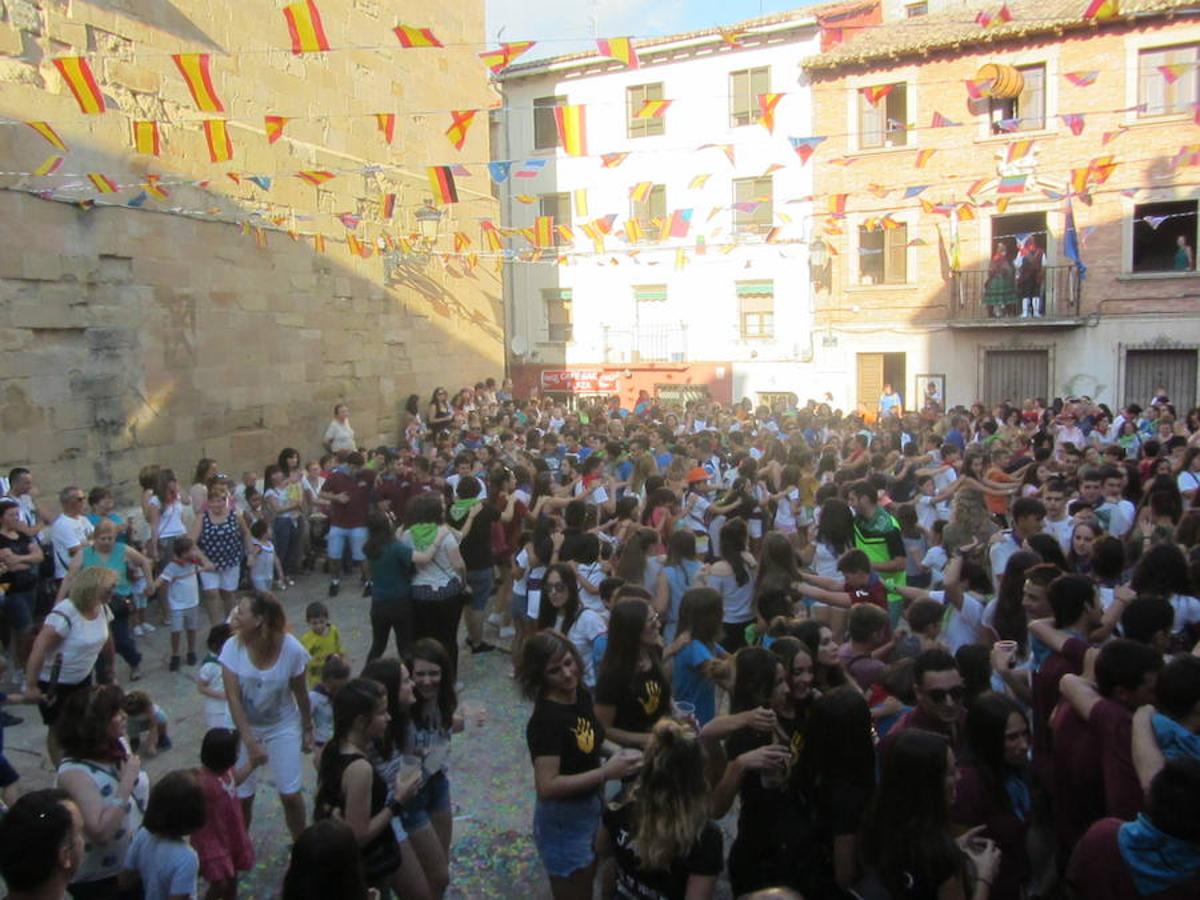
[[1017, 237, 1044, 318], [1174, 235, 1194, 272], [983, 242, 1017, 318]]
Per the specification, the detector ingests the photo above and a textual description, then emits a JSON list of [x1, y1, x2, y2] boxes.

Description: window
[[906, 2, 928, 16], [858, 82, 907, 149], [1138, 44, 1200, 117], [988, 64, 1045, 133], [634, 284, 668, 304], [539, 193, 571, 245], [730, 66, 770, 127], [627, 82, 665, 138], [859, 222, 908, 284], [737, 281, 774, 339], [533, 95, 566, 150], [544, 289, 573, 341], [1132, 200, 1197, 272], [630, 184, 667, 239], [732, 177, 774, 235]]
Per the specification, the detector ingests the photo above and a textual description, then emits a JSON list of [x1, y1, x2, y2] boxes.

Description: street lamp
[[415, 201, 443, 245], [384, 201, 445, 281], [809, 237, 831, 292]]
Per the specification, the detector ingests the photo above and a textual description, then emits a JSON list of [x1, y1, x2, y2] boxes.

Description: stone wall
[[0, 0, 503, 499]]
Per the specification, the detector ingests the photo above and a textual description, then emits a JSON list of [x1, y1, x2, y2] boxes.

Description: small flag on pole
[[173, 53, 224, 112], [53, 57, 106, 114], [131, 120, 160, 155], [26, 122, 67, 150], [428, 165, 458, 204], [202, 120, 233, 162], [282, 0, 331, 54], [394, 26, 443, 48]]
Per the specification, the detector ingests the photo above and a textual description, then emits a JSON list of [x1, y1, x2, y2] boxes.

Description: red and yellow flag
[[254, 227, 268, 249], [132, 120, 160, 156], [915, 148, 936, 168], [264, 115, 289, 144], [394, 26, 442, 48], [596, 37, 638, 68], [34, 155, 64, 176], [26, 122, 67, 150], [477, 41, 536, 74], [381, 193, 396, 219], [313, 234, 326, 253], [445, 109, 477, 151], [630, 181, 653, 203], [283, 0, 331, 53], [1082, 0, 1118, 21], [202, 120, 233, 162], [553, 105, 587, 156], [601, 152, 629, 168], [376, 113, 396, 145], [173, 54, 223, 112], [144, 175, 169, 200], [481, 221, 503, 252], [427, 166, 458, 204], [454, 231, 471, 253], [1006, 139, 1034, 162], [53, 57, 105, 114], [861, 84, 893, 106], [533, 216, 555, 248], [574, 189, 588, 218], [828, 194, 848, 216], [757, 93, 784, 134], [88, 173, 119, 193], [635, 99, 671, 119], [347, 234, 363, 256], [296, 170, 335, 185]]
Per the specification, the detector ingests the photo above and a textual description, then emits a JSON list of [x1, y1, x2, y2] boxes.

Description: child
[[798, 549, 889, 613], [921, 520, 949, 589], [571, 534, 608, 615], [86, 486, 133, 543], [123, 690, 172, 757], [744, 588, 793, 649], [299, 601, 345, 689], [197, 623, 233, 730], [668, 587, 727, 726], [247, 519, 282, 594], [191, 729, 261, 900], [153, 536, 212, 671], [309, 655, 350, 755], [896, 503, 931, 589], [123, 769, 205, 900]]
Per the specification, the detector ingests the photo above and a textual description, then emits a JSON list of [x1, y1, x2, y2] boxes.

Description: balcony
[[948, 265, 1084, 327], [602, 324, 688, 363]]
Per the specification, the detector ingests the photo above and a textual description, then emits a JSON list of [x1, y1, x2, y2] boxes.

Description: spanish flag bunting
[[227, 172, 242, 185], [553, 105, 587, 156], [394, 26, 443, 48], [376, 113, 396, 145], [1065, 70, 1099, 87], [481, 221, 503, 252], [1089, 155, 1117, 183], [1070, 167, 1091, 193], [915, 148, 936, 168], [53, 57, 105, 114], [296, 170, 336, 185], [574, 189, 588, 218], [534, 216, 554, 248], [635, 99, 671, 119], [265, 115, 289, 144], [996, 198, 1011, 214], [477, 41, 536, 74], [515, 194, 537, 204], [347, 234, 363, 256], [283, 0, 331, 54], [966, 178, 988, 197], [861, 85, 893, 106], [202, 120, 233, 162], [173, 54, 224, 112], [428, 165, 458, 204], [88, 173, 119, 193], [26, 122, 67, 150], [34, 155, 64, 176], [757, 93, 784, 134], [956, 204, 977, 222], [131, 120, 160, 156], [601, 152, 629, 168], [596, 37, 638, 68], [144, 175, 169, 200], [254, 227, 268, 249], [445, 109, 477, 151], [930, 111, 960, 128], [1006, 139, 1034, 162], [556, 225, 574, 244], [454, 231, 472, 253], [718, 29, 745, 47], [828, 194, 848, 216], [624, 218, 643, 243], [675, 248, 688, 270], [630, 181, 653, 203], [1082, 0, 1118, 21], [313, 234, 326, 253], [381, 193, 396, 219], [689, 173, 711, 188]]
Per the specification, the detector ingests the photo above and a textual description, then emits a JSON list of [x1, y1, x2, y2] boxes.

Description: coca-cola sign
[[539, 369, 619, 393]]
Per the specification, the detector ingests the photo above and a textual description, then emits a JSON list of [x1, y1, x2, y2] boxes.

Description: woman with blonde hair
[[942, 486, 999, 553], [597, 718, 723, 899]]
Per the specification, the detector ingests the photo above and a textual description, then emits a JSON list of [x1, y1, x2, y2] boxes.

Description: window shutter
[[885, 225, 908, 284]]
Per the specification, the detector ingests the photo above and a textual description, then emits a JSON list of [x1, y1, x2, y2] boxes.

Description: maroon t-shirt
[[1067, 818, 1200, 900], [324, 469, 374, 529], [951, 765, 1030, 900], [373, 475, 410, 515], [1031, 637, 1088, 787], [1051, 702, 1105, 862], [1090, 697, 1144, 821]]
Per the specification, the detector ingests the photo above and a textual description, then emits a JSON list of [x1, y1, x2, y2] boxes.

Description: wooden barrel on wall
[[975, 63, 1025, 98]]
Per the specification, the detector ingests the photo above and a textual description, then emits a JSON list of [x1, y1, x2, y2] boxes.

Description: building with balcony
[[804, 0, 1200, 414], [493, 9, 849, 407]]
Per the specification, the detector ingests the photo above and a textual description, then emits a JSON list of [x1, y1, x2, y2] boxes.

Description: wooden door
[[857, 353, 884, 420]]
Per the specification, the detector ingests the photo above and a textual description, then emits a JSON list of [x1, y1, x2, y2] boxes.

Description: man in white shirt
[[1096, 466, 1135, 539], [1041, 479, 1073, 553], [989, 496, 1046, 593], [48, 486, 93, 580], [1053, 413, 1086, 451], [4, 467, 45, 537]]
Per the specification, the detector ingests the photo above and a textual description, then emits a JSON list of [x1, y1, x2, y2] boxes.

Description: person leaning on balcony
[[983, 242, 1018, 317], [1174, 235, 1194, 272]]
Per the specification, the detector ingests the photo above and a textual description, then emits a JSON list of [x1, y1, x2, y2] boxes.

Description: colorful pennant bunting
[[1082, 0, 1119, 21], [34, 155, 64, 176], [689, 173, 711, 189], [788, 136, 826, 164], [144, 175, 168, 200], [596, 37, 638, 68], [534, 215, 555, 248], [375, 113, 396, 145], [88, 173, 119, 193], [248, 176, 271, 190], [630, 182, 654, 203], [264, 115, 289, 144], [904, 185, 930, 199], [445, 109, 477, 151], [574, 189, 588, 218], [930, 111, 960, 128], [914, 148, 936, 168], [1158, 63, 1189, 85], [828, 194, 848, 216], [173, 54, 224, 112], [975, 3, 1012, 28], [554, 105, 588, 156], [861, 85, 893, 106], [965, 78, 995, 100], [296, 170, 335, 185], [1006, 140, 1035, 162], [26, 122, 67, 150], [380, 193, 396, 219], [757, 93, 784, 134], [1065, 70, 1099, 87], [601, 152, 630, 168], [130, 120, 160, 155], [283, 0, 331, 54], [635, 99, 671, 119], [487, 161, 512, 183], [1061, 113, 1086, 135], [202, 120, 233, 162], [477, 42, 536, 74], [428, 165, 458, 204], [53, 57, 105, 114], [668, 209, 693, 238], [394, 26, 443, 48]]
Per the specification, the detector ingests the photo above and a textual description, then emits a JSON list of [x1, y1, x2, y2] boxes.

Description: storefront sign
[[540, 369, 619, 393]]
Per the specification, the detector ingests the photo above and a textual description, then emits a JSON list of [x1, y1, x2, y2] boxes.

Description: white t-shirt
[[219, 634, 310, 730], [922, 546, 949, 588], [1168, 593, 1200, 635], [915, 495, 937, 533], [1044, 517, 1073, 554], [324, 419, 356, 453], [1097, 499, 1135, 538], [561, 609, 607, 688], [158, 561, 200, 611], [198, 657, 231, 728], [1178, 470, 1200, 495], [250, 539, 275, 584], [928, 590, 987, 654], [147, 496, 186, 540], [774, 488, 800, 531], [40, 600, 113, 684], [50, 513, 93, 579], [575, 561, 606, 614], [124, 828, 198, 900]]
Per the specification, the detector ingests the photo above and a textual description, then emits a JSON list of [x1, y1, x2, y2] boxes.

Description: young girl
[[896, 503, 931, 589], [656, 531, 703, 643], [594, 595, 671, 749], [123, 769, 206, 900], [771, 464, 803, 539], [537, 564, 607, 689], [191, 729, 262, 900], [669, 587, 727, 726], [198, 624, 234, 730], [511, 520, 554, 674], [248, 520, 283, 593], [571, 534, 608, 616]]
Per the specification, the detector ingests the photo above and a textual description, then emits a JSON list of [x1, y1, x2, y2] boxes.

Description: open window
[[858, 223, 908, 284], [630, 185, 667, 241], [1132, 200, 1197, 272], [627, 82, 665, 138], [1138, 44, 1200, 117], [858, 83, 907, 149], [989, 63, 1045, 133], [533, 95, 566, 150]]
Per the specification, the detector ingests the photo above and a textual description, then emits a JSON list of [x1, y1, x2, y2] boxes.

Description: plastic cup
[[671, 700, 696, 719]]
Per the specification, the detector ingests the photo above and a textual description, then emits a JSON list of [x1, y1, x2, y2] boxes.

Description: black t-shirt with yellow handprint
[[595, 664, 671, 736], [526, 687, 605, 776]]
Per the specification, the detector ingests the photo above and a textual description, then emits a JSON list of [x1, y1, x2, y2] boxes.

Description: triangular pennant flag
[[675, 247, 688, 270], [554, 105, 587, 156], [249, 176, 271, 190], [445, 109, 477, 151], [719, 29, 745, 47], [699, 143, 736, 165], [428, 165, 458, 203], [283, 0, 331, 54], [1082, 0, 1119, 21], [635, 99, 671, 119], [904, 185, 930, 199], [1102, 127, 1128, 145], [226, 172, 241, 185], [450, 164, 471, 178], [202, 120, 233, 162], [867, 184, 891, 198], [1006, 139, 1035, 162], [338, 212, 361, 229], [1065, 70, 1099, 87], [394, 26, 443, 48], [131, 120, 160, 156], [88, 173, 119, 194], [689, 173, 711, 189], [1157, 63, 1189, 85], [454, 231, 472, 253], [313, 234, 326, 253], [596, 37, 638, 68], [996, 197, 1011, 214], [533, 216, 555, 248], [34, 155, 64, 176], [1061, 113, 1086, 136], [296, 170, 335, 185], [26, 122, 68, 150], [930, 111, 960, 128], [828, 194, 848, 216], [376, 113, 396, 145], [173, 54, 224, 112], [757, 93, 784, 134], [574, 189, 588, 218], [861, 85, 893, 106], [477, 41, 536, 75], [914, 148, 936, 168], [487, 161, 512, 183], [788, 136, 826, 164], [53, 57, 105, 114], [265, 115, 289, 144], [965, 78, 995, 100], [630, 182, 653, 203], [254, 227, 268, 249], [143, 175, 168, 200], [601, 152, 629, 168]]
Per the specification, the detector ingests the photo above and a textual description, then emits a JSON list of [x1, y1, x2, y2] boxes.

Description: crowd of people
[[0, 375, 1199, 899]]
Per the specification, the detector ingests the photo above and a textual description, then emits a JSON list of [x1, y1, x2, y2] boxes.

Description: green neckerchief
[[450, 496, 483, 522], [409, 522, 440, 551], [862, 505, 894, 534]]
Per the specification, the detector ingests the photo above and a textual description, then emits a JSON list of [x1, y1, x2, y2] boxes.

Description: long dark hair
[[800, 685, 876, 800], [720, 518, 750, 586], [965, 692, 1028, 816], [282, 820, 372, 900], [406, 638, 458, 727], [756, 531, 800, 594], [363, 510, 396, 561], [277, 448, 300, 476], [816, 499, 855, 555], [537, 563, 582, 633], [360, 658, 410, 758], [795, 620, 847, 689], [315, 678, 386, 817], [992, 550, 1041, 653], [597, 597, 666, 702], [860, 729, 964, 897], [730, 646, 781, 714]]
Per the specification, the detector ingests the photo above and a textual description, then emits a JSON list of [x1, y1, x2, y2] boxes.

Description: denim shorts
[[399, 770, 450, 832], [1, 589, 34, 634], [327, 526, 368, 562], [465, 568, 494, 613], [532, 792, 602, 879]]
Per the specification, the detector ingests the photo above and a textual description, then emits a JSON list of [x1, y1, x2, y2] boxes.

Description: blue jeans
[[273, 516, 300, 576], [533, 792, 602, 879]]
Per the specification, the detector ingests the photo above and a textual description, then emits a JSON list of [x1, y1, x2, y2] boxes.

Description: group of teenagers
[[2, 379, 1200, 900]]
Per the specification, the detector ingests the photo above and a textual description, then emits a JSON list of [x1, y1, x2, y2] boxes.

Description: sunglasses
[[926, 686, 965, 705]]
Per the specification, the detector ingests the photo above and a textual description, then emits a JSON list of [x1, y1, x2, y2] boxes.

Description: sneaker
[[169, 656, 180, 672], [141, 623, 156, 634], [328, 580, 340, 597], [129, 666, 141, 682], [186, 652, 197, 666], [361, 580, 373, 598], [499, 626, 516, 639], [469, 641, 498, 654], [486, 613, 503, 628], [132, 624, 144, 636]]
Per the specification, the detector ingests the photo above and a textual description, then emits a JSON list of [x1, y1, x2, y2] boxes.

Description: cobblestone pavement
[[5, 574, 550, 899]]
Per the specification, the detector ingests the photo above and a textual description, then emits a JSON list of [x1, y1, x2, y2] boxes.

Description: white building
[[494, 12, 825, 408]]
